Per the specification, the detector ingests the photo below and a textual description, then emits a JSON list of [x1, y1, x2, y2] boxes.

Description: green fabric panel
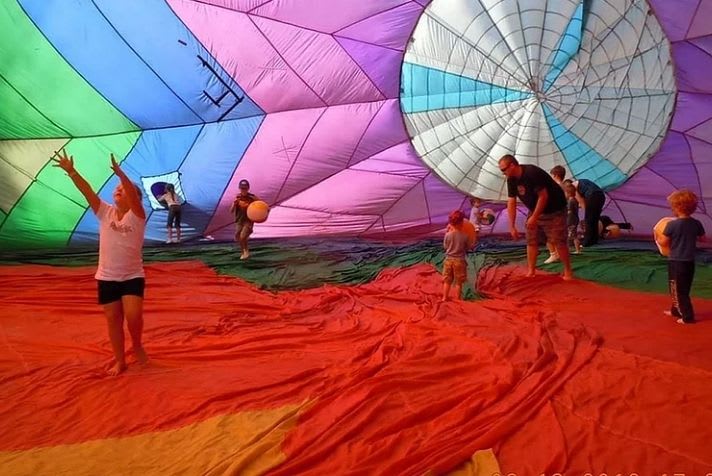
[[0, 1, 137, 139], [1, 239, 709, 299], [0, 131, 141, 249], [0, 75, 67, 139]]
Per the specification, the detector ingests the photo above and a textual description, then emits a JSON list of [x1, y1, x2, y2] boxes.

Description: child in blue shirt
[[658, 189, 706, 324]]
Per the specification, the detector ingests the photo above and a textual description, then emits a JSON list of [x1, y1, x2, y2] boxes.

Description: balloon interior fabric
[[1, 0, 712, 474]]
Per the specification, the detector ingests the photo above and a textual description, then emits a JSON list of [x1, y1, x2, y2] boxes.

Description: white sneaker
[[543, 254, 560, 264]]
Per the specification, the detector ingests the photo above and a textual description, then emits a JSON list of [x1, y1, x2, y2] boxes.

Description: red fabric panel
[[1, 261, 710, 473]]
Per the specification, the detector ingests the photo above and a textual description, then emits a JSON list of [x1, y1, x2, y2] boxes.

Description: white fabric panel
[[479, 0, 531, 78], [0, 138, 67, 212], [402, 0, 676, 198]]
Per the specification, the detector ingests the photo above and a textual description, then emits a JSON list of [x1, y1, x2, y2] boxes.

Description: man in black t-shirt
[[500, 155, 573, 280]]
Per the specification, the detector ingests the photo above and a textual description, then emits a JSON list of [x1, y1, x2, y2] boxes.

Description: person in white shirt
[[52, 149, 147, 376], [468, 197, 482, 231], [158, 183, 182, 244]]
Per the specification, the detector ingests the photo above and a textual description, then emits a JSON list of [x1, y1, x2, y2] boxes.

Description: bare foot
[[134, 346, 149, 365], [562, 273, 574, 281], [525, 270, 536, 278], [108, 362, 127, 376]]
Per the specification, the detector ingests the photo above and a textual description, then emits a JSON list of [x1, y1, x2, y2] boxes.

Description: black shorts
[[97, 278, 145, 305], [167, 205, 181, 228]]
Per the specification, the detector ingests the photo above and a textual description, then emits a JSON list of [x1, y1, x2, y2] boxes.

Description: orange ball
[[653, 216, 675, 256], [247, 200, 270, 223], [462, 219, 477, 248]]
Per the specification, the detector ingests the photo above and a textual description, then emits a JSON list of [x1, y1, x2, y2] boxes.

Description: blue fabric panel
[[93, 0, 264, 122], [20, 0, 202, 129], [173, 115, 264, 241], [542, 104, 627, 190], [543, 2, 584, 92], [70, 124, 202, 244], [401, 63, 530, 113]]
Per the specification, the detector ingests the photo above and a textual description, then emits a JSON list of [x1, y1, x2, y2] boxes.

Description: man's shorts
[[526, 211, 567, 247], [235, 220, 254, 241], [97, 278, 145, 305], [442, 257, 467, 284]]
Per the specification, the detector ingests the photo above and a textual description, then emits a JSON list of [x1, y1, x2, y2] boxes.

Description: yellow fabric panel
[[0, 402, 308, 476], [445, 449, 501, 476]]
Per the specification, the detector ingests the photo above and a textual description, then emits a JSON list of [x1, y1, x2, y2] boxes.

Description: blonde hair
[[667, 189, 698, 216]]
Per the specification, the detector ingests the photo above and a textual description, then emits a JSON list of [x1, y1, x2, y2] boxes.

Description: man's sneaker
[[544, 254, 560, 264]]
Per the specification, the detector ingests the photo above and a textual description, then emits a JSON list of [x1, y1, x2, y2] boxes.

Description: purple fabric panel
[[282, 169, 422, 216], [421, 174, 470, 223], [415, 0, 431, 6], [335, 2, 424, 50], [688, 117, 712, 144], [349, 143, 430, 178], [687, 136, 712, 213], [640, 132, 700, 192], [168, 0, 325, 113], [252, 16, 385, 105], [608, 167, 679, 209], [192, 0, 269, 11], [690, 36, 712, 56], [380, 180, 429, 229], [670, 92, 712, 132], [206, 108, 325, 234], [688, 2, 712, 38], [671, 41, 712, 93], [648, 0, 700, 42], [350, 99, 409, 165], [273, 102, 385, 202], [252, 0, 412, 33], [602, 199, 671, 235], [336, 37, 404, 98]]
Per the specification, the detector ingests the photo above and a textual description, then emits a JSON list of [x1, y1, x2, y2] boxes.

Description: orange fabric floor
[[1, 261, 711, 474]]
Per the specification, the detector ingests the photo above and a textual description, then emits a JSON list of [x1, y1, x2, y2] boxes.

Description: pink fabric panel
[[336, 37, 405, 99], [252, 16, 385, 105], [206, 108, 325, 235], [350, 143, 430, 179], [249, 206, 379, 238], [281, 169, 421, 216], [191, 0, 271, 12], [335, 2, 423, 50], [350, 100, 409, 165], [252, 0, 412, 33], [274, 101, 386, 202], [168, 0, 325, 113]]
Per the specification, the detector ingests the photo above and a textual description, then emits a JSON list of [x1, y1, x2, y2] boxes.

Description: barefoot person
[[52, 149, 148, 375], [500, 154, 573, 280]]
